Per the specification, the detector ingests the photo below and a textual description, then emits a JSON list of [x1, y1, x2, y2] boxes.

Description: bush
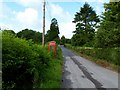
[[2, 32, 53, 89]]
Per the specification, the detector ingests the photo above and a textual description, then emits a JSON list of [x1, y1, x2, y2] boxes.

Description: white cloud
[[1, 0, 109, 3], [0, 23, 13, 30], [0, 3, 3, 18], [0, 2, 42, 32], [59, 22, 75, 39], [95, 6, 101, 15], [0, 3, 12, 19], [9, 8, 41, 32], [0, 0, 2, 2], [50, 4, 63, 16], [49, 3, 73, 21], [16, 8, 38, 25], [81, 0, 96, 2], [94, 2, 105, 15], [19, 0, 39, 3], [16, 0, 41, 7], [98, 0, 104, 3]]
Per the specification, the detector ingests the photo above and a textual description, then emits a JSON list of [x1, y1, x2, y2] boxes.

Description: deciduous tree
[[17, 29, 42, 44]]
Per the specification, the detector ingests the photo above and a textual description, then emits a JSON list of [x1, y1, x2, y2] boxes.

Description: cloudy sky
[[0, 0, 109, 39]]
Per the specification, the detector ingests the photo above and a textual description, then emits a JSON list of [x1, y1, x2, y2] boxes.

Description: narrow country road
[[60, 45, 119, 89]]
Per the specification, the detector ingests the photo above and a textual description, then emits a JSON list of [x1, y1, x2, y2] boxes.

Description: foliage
[[2, 31, 62, 89], [40, 47, 63, 88], [95, 2, 120, 47], [71, 34, 86, 46], [60, 35, 66, 45], [65, 38, 71, 44], [2, 30, 16, 35], [65, 44, 120, 66], [17, 29, 42, 44], [72, 2, 100, 46], [2, 32, 34, 89], [46, 18, 60, 44]]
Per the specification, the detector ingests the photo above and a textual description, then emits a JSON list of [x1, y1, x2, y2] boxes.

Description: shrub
[[2, 32, 52, 89]]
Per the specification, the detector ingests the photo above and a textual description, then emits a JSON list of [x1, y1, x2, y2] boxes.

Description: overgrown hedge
[[65, 44, 120, 66], [2, 31, 62, 89]]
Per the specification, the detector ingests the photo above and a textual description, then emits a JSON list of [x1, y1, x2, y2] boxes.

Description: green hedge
[[65, 44, 120, 66], [2, 31, 62, 89]]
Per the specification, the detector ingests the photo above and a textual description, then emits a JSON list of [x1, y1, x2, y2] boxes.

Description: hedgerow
[[2, 31, 58, 89]]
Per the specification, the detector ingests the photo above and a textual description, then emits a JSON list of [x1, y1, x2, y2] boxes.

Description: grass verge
[[65, 44, 120, 73], [40, 47, 63, 88], [79, 53, 120, 73]]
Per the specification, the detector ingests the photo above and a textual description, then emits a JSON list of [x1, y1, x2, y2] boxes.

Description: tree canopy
[[46, 18, 60, 44], [2, 30, 16, 35], [60, 35, 66, 45], [95, 2, 120, 47], [72, 2, 100, 46], [17, 29, 42, 44]]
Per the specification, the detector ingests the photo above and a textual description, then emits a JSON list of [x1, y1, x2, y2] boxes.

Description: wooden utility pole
[[42, 0, 45, 46]]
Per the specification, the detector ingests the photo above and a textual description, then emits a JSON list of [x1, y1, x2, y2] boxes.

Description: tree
[[46, 18, 60, 44], [17, 29, 42, 44], [95, 2, 120, 47], [71, 34, 86, 46], [60, 35, 66, 45], [66, 38, 71, 44], [72, 2, 100, 46], [2, 30, 16, 35]]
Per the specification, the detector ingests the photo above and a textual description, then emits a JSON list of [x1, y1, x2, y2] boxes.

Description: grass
[[65, 44, 120, 73], [40, 47, 63, 88], [79, 53, 120, 73], [40, 60, 62, 88]]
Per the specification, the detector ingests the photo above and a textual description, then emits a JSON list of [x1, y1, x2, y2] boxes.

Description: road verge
[[65, 44, 120, 73]]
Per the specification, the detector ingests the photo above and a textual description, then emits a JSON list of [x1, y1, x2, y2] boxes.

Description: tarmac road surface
[[60, 45, 119, 90]]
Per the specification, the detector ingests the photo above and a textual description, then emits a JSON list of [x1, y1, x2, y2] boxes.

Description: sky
[[0, 0, 109, 39]]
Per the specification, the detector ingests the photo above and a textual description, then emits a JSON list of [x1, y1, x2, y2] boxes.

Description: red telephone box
[[48, 41, 56, 57]]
